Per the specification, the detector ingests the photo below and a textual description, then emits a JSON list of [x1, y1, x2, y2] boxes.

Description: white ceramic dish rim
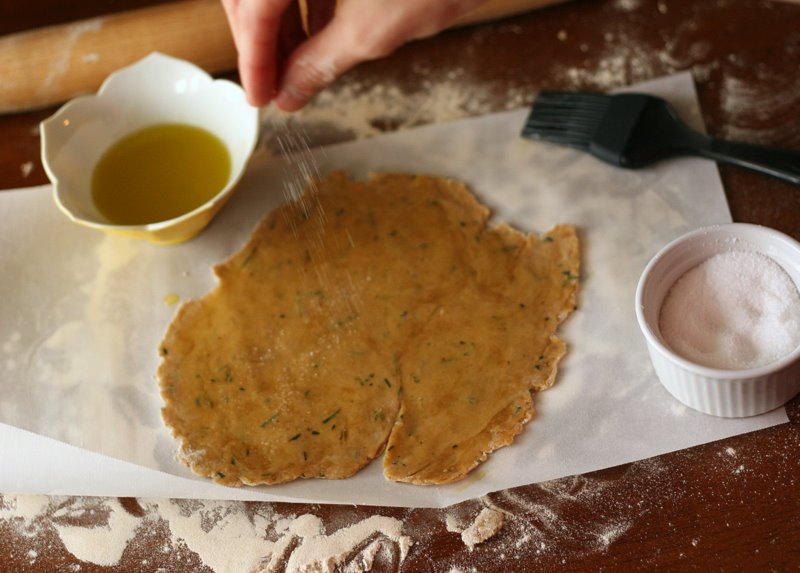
[[635, 222, 800, 381], [40, 52, 259, 234]]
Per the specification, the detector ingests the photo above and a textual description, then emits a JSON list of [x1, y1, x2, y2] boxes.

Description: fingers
[[224, 0, 489, 110], [274, 0, 489, 111], [222, 0, 295, 107], [271, 19, 351, 111]]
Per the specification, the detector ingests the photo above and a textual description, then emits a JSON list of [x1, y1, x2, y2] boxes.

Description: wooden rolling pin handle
[[0, 0, 236, 115]]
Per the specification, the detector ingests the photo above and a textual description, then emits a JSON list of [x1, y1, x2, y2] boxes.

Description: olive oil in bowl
[[92, 123, 232, 225]]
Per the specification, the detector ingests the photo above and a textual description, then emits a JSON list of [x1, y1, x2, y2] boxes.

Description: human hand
[[221, 0, 489, 110]]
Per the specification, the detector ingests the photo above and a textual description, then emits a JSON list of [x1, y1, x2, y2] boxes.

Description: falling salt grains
[[658, 250, 800, 370]]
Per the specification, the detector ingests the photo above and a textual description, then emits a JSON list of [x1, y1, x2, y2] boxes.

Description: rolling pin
[[0, 0, 236, 114], [0, 0, 563, 114]]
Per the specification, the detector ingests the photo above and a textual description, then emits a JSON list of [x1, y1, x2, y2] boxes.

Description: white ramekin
[[635, 223, 800, 417]]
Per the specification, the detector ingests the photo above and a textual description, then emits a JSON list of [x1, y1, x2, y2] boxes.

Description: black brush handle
[[693, 136, 800, 185]]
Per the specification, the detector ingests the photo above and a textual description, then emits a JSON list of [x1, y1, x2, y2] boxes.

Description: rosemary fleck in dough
[[158, 172, 579, 486]]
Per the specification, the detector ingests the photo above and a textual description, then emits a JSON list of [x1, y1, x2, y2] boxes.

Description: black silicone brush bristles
[[521, 91, 613, 152]]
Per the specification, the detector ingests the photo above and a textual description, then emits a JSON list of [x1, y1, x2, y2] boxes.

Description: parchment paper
[[0, 73, 787, 508]]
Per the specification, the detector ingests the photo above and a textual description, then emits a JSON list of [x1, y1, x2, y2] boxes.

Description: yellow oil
[[91, 123, 232, 225]]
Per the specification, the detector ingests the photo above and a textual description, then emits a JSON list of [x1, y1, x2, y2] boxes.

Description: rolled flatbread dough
[[158, 171, 579, 486]]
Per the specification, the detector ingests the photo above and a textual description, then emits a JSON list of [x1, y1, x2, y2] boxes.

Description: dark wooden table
[[1, 1, 799, 571]]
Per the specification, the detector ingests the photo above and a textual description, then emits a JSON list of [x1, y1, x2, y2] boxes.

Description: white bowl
[[40, 52, 259, 245], [635, 223, 800, 417]]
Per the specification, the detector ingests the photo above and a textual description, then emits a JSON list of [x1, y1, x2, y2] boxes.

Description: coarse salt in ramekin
[[635, 223, 800, 417]]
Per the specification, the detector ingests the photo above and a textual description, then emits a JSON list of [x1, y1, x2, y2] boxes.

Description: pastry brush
[[521, 91, 800, 185]]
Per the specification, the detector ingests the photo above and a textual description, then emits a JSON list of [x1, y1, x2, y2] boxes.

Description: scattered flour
[[460, 507, 505, 551], [279, 514, 412, 572], [53, 498, 141, 566], [153, 500, 412, 573], [445, 513, 463, 533], [262, 74, 529, 151], [0, 495, 413, 572], [1, 440, 795, 570], [614, 0, 643, 11], [718, 73, 800, 143], [0, 494, 49, 522], [41, 20, 104, 91], [560, 26, 665, 90], [150, 499, 275, 573], [593, 520, 632, 551], [19, 161, 34, 178]]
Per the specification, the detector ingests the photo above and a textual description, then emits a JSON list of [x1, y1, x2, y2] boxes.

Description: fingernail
[[247, 93, 271, 108], [274, 85, 310, 112]]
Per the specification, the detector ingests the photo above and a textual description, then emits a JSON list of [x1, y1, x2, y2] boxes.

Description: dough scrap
[[158, 172, 579, 486]]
